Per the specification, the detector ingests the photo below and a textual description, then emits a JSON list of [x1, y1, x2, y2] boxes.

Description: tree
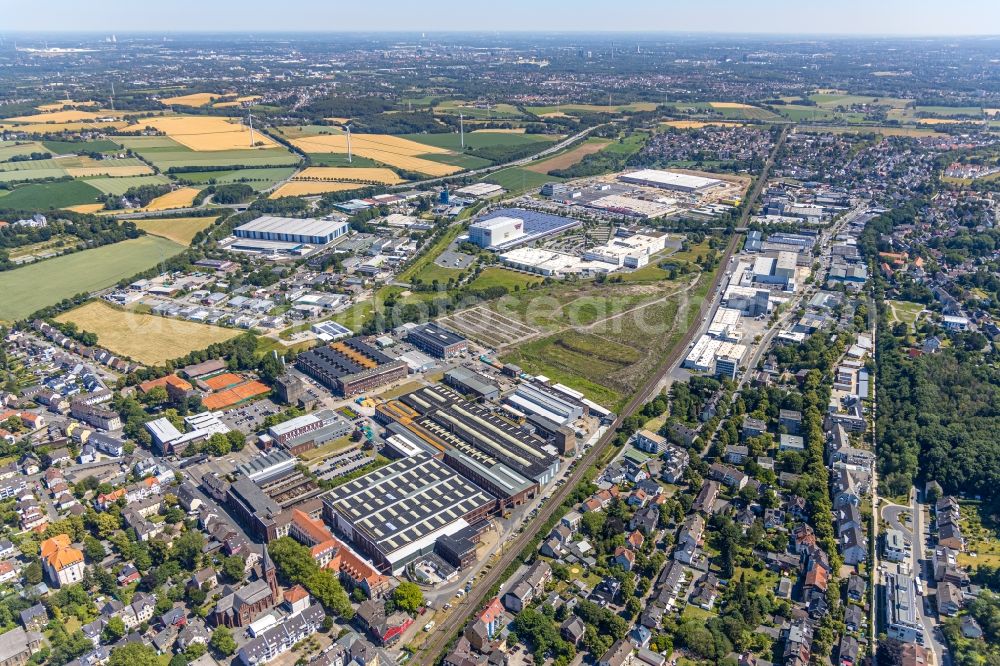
[[24, 561, 42, 585], [210, 627, 237, 656], [392, 581, 423, 614], [84, 536, 105, 562], [221, 556, 245, 583], [102, 617, 126, 643], [184, 643, 207, 661], [171, 530, 204, 571], [108, 643, 159, 666]]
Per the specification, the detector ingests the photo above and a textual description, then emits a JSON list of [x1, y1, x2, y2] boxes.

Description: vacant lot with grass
[[56, 300, 240, 365], [480, 167, 559, 194], [466, 267, 539, 292], [0, 235, 184, 322], [134, 216, 218, 246]]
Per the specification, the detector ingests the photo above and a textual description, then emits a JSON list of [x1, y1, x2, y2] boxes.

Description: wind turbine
[[247, 111, 256, 147], [459, 112, 465, 150], [109, 81, 115, 111], [345, 123, 352, 163]]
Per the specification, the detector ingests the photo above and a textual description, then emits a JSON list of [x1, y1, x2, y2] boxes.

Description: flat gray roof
[[236, 216, 348, 237]]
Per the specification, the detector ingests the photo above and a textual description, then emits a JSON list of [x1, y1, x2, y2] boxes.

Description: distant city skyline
[[4, 0, 1000, 36]]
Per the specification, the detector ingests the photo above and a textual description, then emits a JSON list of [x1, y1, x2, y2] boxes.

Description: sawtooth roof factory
[[374, 384, 561, 508], [322, 452, 495, 574], [295, 337, 408, 396]]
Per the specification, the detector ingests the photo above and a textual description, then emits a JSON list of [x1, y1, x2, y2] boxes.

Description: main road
[[411, 124, 793, 666]]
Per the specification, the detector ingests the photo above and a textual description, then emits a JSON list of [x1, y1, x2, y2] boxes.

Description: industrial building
[[723, 285, 770, 317], [321, 453, 495, 573], [295, 337, 408, 396], [406, 322, 469, 359], [454, 183, 504, 199], [374, 384, 559, 505], [267, 410, 353, 455], [468, 216, 525, 249], [507, 381, 586, 427], [444, 367, 500, 401], [683, 335, 748, 375], [707, 307, 743, 342], [470, 208, 581, 251], [618, 169, 723, 193], [582, 231, 668, 268], [752, 251, 798, 289], [234, 216, 349, 245]]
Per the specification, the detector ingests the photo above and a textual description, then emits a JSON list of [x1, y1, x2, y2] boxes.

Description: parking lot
[[218, 398, 282, 433]]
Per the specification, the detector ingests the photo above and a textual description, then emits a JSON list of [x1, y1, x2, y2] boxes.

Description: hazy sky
[[3, 0, 1000, 35]]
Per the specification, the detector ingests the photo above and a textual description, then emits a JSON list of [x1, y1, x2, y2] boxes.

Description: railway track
[[412, 125, 789, 666]]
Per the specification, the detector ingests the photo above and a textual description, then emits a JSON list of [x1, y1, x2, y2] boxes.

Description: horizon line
[[3, 29, 1000, 38]]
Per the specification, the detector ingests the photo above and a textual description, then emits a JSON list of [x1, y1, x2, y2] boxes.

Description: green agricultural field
[[0, 179, 103, 209], [41, 139, 123, 154], [410, 262, 464, 287], [0, 141, 50, 161], [0, 168, 67, 183], [526, 102, 658, 115], [480, 167, 559, 194], [712, 106, 783, 121], [914, 105, 983, 118], [466, 267, 538, 292], [434, 101, 525, 119], [0, 235, 185, 322], [418, 153, 493, 170], [117, 136, 299, 170], [809, 93, 911, 109], [83, 174, 172, 196], [305, 153, 380, 168], [176, 167, 297, 191], [400, 131, 555, 151]]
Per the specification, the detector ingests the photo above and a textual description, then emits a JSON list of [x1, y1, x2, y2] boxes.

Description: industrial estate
[[0, 19, 996, 666]]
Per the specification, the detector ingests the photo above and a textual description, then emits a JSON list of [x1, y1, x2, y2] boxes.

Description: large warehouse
[[234, 216, 349, 245], [321, 453, 495, 573], [468, 216, 525, 249], [619, 169, 724, 193], [470, 208, 581, 251], [406, 322, 469, 359], [295, 337, 408, 396]]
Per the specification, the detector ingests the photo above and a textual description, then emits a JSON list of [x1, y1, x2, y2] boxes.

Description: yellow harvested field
[[36, 100, 98, 112], [662, 120, 745, 129], [270, 181, 363, 199], [135, 216, 219, 246], [160, 92, 220, 107], [7, 109, 117, 123], [539, 112, 575, 119], [120, 116, 278, 151], [324, 117, 351, 124], [64, 203, 107, 214], [525, 140, 610, 174], [709, 102, 755, 109], [213, 96, 262, 108], [916, 118, 964, 125], [290, 132, 460, 176], [56, 300, 239, 365], [471, 128, 526, 134], [65, 165, 155, 178], [294, 167, 404, 184], [0, 121, 129, 134], [136, 187, 201, 212]]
